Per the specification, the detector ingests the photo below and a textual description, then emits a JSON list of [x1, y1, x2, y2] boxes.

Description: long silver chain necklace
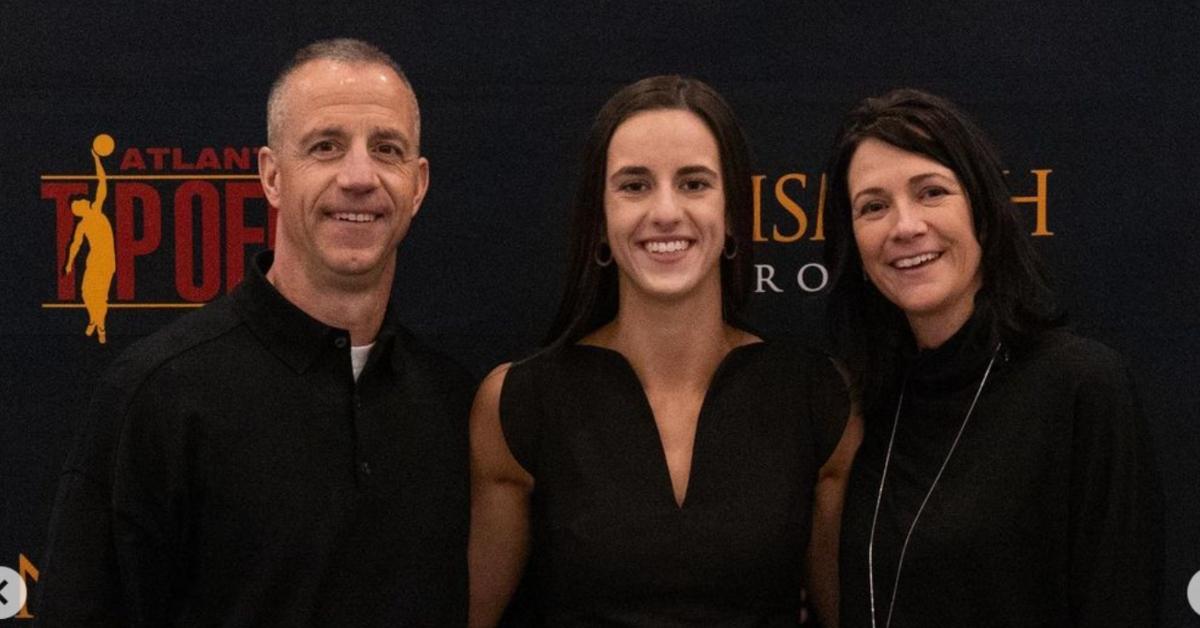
[[867, 342, 1002, 628]]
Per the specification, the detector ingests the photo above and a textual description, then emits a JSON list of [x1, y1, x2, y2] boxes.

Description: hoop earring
[[594, 241, 613, 267], [723, 235, 738, 260]]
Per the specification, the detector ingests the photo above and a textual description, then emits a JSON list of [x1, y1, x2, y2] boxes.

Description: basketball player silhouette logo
[[63, 134, 116, 344]]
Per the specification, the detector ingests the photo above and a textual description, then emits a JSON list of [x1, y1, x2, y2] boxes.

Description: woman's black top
[[839, 314, 1162, 627], [500, 341, 849, 626]]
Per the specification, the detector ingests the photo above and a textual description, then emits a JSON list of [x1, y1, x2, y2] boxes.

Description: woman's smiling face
[[848, 137, 982, 345], [604, 108, 727, 305]]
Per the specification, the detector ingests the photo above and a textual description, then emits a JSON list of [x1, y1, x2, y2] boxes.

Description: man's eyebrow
[[297, 125, 348, 146], [370, 127, 414, 151], [294, 126, 416, 153]]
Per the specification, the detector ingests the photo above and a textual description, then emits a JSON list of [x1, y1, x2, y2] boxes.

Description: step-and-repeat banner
[[2, 3, 1197, 625]]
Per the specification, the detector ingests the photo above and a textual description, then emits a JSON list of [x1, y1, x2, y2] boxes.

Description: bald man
[[37, 39, 472, 627]]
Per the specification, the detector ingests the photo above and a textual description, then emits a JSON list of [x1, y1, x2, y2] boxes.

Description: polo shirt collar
[[232, 251, 349, 374]]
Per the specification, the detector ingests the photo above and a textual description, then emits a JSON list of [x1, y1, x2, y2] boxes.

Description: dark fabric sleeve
[[109, 372, 191, 628], [1067, 348, 1163, 627], [806, 353, 852, 468], [35, 375, 130, 627], [497, 358, 541, 477], [35, 365, 188, 628]]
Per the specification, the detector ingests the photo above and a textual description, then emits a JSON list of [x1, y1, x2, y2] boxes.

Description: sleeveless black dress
[[500, 340, 849, 626]]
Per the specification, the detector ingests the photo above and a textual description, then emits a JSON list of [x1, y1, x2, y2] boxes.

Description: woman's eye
[[681, 178, 712, 192], [921, 186, 949, 201], [857, 201, 885, 216], [620, 181, 649, 193]]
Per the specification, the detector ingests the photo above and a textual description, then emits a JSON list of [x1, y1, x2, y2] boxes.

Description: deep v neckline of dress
[[572, 341, 766, 510]]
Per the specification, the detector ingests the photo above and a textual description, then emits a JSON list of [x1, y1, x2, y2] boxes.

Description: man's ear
[[259, 146, 282, 208], [409, 156, 430, 219]]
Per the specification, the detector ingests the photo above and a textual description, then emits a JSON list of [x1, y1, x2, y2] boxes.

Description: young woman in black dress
[[469, 75, 860, 626], [823, 88, 1162, 627]]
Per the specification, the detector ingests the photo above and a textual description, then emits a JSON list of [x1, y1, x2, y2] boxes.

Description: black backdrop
[[2, 2, 1197, 625]]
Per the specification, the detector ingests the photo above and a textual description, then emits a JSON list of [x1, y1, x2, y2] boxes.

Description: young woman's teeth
[[894, 252, 940, 269], [645, 240, 689, 253]]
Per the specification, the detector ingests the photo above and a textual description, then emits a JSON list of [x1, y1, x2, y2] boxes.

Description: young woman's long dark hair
[[543, 75, 755, 347], [823, 88, 1063, 413]]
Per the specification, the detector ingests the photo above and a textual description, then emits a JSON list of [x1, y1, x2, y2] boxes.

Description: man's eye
[[311, 141, 338, 154], [376, 144, 404, 157]]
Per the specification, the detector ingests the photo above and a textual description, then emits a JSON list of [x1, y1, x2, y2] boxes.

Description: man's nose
[[337, 143, 379, 192]]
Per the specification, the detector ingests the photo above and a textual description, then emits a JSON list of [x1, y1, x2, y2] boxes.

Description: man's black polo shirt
[[36, 252, 473, 627]]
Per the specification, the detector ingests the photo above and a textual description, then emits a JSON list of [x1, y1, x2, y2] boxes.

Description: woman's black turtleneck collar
[[901, 308, 1001, 395]]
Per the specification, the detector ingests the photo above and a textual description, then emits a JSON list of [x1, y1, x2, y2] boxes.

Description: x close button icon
[[0, 566, 25, 619]]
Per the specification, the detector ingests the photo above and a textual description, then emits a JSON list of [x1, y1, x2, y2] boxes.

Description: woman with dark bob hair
[[823, 88, 1162, 627], [468, 75, 859, 626]]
